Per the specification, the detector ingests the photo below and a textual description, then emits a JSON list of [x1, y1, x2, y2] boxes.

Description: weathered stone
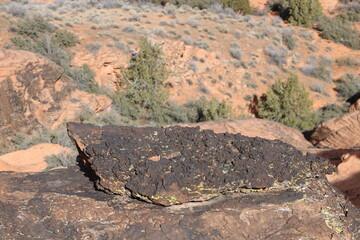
[[0, 164, 359, 239], [68, 123, 335, 206], [0, 49, 111, 152], [310, 111, 360, 149]]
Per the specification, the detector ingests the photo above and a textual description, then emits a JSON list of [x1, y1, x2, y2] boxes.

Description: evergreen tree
[[122, 37, 169, 111], [258, 74, 316, 130], [287, 0, 323, 27], [222, 0, 252, 14]]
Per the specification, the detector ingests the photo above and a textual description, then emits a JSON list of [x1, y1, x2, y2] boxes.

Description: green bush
[[222, 0, 252, 14], [258, 74, 317, 130], [122, 38, 169, 109], [336, 4, 360, 22], [189, 97, 234, 122], [317, 16, 360, 50], [270, 0, 322, 27], [315, 104, 348, 125], [53, 29, 78, 48], [171, 0, 220, 9], [66, 64, 101, 94], [12, 125, 75, 151], [113, 38, 171, 124], [11, 15, 78, 69], [300, 55, 333, 82], [16, 15, 54, 39], [335, 73, 360, 100]]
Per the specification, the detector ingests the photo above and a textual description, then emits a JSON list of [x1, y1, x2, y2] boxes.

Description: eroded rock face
[[310, 111, 360, 149], [0, 150, 358, 239], [67, 123, 334, 206], [0, 49, 111, 150], [0, 143, 72, 172]]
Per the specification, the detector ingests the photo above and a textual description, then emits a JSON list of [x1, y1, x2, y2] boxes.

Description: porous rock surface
[[0, 124, 359, 239], [310, 111, 360, 149], [67, 123, 334, 206], [176, 118, 312, 152], [0, 125, 359, 239]]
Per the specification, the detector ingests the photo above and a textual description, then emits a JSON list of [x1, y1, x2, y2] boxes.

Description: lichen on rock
[[68, 123, 335, 206]]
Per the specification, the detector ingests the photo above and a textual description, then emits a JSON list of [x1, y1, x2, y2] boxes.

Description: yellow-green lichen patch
[[321, 207, 345, 234], [182, 184, 219, 201], [151, 194, 180, 205]]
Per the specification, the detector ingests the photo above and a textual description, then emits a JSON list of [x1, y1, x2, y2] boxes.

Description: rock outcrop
[[310, 110, 360, 149], [67, 123, 334, 206], [0, 143, 72, 172], [0, 124, 358, 239], [177, 118, 312, 152], [0, 49, 111, 149], [327, 152, 360, 208]]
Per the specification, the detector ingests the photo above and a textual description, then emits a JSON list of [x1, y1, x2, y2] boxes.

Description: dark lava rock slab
[[67, 123, 335, 206], [0, 166, 359, 239]]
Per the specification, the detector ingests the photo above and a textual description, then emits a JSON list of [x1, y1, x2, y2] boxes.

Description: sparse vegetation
[[229, 48, 242, 60], [317, 16, 360, 50], [315, 104, 348, 125], [335, 73, 360, 100], [300, 55, 333, 82], [188, 97, 234, 122], [264, 45, 288, 67], [66, 64, 102, 94], [11, 15, 77, 69], [258, 74, 316, 130], [222, 0, 252, 14]]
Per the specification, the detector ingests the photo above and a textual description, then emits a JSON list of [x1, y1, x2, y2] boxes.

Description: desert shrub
[[12, 125, 75, 151], [281, 29, 296, 50], [229, 47, 242, 60], [45, 151, 78, 169], [66, 64, 102, 94], [171, 0, 221, 10], [189, 61, 198, 71], [188, 97, 234, 122], [194, 41, 210, 50], [336, 57, 360, 67], [264, 45, 288, 67], [300, 55, 333, 82], [317, 16, 360, 50], [187, 17, 200, 28], [258, 73, 316, 130], [16, 15, 54, 39], [11, 15, 77, 69], [335, 73, 360, 100], [269, 0, 322, 27], [52, 29, 78, 48], [5, 1, 27, 17], [315, 104, 347, 124], [309, 84, 324, 93], [337, 3, 360, 22], [152, 27, 167, 37], [122, 24, 136, 33], [85, 43, 102, 54], [181, 36, 192, 45], [222, 0, 251, 14], [216, 25, 229, 33]]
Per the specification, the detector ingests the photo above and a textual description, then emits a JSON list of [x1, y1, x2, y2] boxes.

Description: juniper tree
[[258, 74, 316, 130]]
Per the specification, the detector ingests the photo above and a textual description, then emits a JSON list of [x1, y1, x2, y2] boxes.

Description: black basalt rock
[[67, 122, 335, 206]]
